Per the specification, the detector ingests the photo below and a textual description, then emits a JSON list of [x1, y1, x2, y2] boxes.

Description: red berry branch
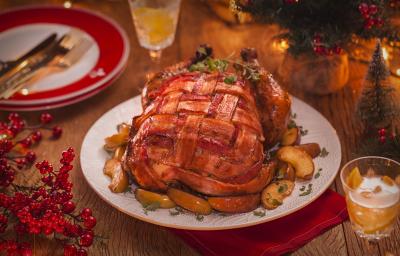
[[358, 2, 384, 29], [0, 113, 96, 256]]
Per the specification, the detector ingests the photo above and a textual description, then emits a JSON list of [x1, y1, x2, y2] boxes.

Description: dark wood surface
[[0, 0, 399, 255]]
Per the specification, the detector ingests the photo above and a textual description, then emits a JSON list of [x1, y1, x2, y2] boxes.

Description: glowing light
[[20, 89, 29, 95], [273, 38, 289, 53], [396, 68, 400, 77], [64, 1, 72, 8], [382, 47, 389, 61]]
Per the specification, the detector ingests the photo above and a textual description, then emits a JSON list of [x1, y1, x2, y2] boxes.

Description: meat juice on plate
[[345, 167, 400, 238]]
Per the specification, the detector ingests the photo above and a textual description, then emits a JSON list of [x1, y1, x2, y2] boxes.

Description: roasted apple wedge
[[295, 143, 321, 158], [280, 127, 300, 146], [262, 180, 295, 210], [104, 158, 129, 193], [277, 146, 315, 180], [208, 194, 260, 213], [167, 188, 212, 215], [135, 189, 176, 208]]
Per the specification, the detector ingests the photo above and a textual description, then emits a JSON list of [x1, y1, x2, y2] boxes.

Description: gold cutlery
[[0, 30, 92, 99]]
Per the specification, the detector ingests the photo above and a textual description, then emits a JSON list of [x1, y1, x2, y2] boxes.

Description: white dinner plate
[[81, 95, 341, 230]]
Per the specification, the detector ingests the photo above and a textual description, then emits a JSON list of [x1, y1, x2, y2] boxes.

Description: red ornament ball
[[379, 136, 386, 144], [378, 128, 386, 136]]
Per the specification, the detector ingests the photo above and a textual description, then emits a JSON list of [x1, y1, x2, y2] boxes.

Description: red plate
[[0, 6, 129, 106]]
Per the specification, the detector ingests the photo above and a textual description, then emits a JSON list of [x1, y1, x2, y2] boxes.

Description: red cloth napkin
[[170, 189, 348, 256]]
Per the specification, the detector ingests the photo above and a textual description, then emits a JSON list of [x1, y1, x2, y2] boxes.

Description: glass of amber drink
[[340, 156, 400, 241], [128, 0, 181, 62]]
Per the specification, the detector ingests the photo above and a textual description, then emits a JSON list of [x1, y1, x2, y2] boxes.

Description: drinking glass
[[128, 0, 181, 62], [340, 156, 400, 253]]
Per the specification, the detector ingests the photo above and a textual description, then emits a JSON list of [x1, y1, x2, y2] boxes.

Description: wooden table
[[0, 0, 399, 255]]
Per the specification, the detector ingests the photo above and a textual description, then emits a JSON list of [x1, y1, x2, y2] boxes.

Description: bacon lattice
[[126, 71, 275, 196]]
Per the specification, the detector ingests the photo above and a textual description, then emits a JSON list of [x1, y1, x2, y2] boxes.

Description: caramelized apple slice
[[277, 146, 315, 179], [104, 159, 129, 193], [167, 188, 212, 215], [135, 189, 176, 208], [104, 133, 129, 152], [281, 127, 300, 146], [262, 180, 294, 210], [208, 194, 260, 213], [114, 146, 126, 161], [295, 143, 321, 158], [117, 123, 131, 135], [276, 161, 295, 181], [346, 167, 363, 189]]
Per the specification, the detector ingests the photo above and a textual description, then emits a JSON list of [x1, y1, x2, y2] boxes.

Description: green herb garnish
[[269, 198, 283, 206], [196, 214, 204, 222], [142, 202, 160, 215], [278, 183, 288, 194], [299, 184, 313, 196], [287, 120, 297, 129], [291, 113, 297, 119], [298, 126, 308, 136], [253, 209, 266, 217], [299, 185, 306, 191], [320, 147, 329, 157], [169, 207, 184, 216], [224, 75, 237, 84], [314, 168, 322, 179]]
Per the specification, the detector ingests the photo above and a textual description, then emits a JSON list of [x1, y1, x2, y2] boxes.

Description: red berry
[[62, 201, 76, 214], [43, 227, 53, 235], [379, 136, 386, 144], [313, 46, 325, 55], [77, 248, 87, 256], [64, 244, 77, 256], [333, 45, 342, 54], [52, 126, 63, 139], [25, 151, 36, 163], [40, 113, 53, 124], [79, 233, 94, 247], [358, 3, 369, 14], [80, 208, 92, 219], [31, 131, 42, 142], [375, 17, 384, 27], [378, 128, 386, 136], [8, 113, 20, 121], [84, 216, 96, 229], [369, 4, 378, 14], [20, 137, 33, 148], [313, 34, 321, 44], [364, 18, 375, 29]]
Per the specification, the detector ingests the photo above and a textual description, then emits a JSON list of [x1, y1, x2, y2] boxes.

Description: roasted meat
[[124, 47, 291, 196]]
